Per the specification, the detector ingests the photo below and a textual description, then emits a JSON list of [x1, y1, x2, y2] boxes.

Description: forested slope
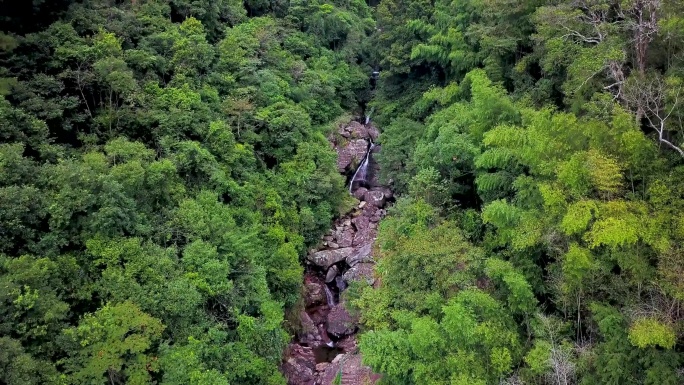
[[0, 0, 374, 384], [352, 0, 684, 384], [5, 0, 684, 384]]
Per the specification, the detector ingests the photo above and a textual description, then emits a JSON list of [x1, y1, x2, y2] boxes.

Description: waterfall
[[324, 285, 337, 307], [364, 106, 375, 125], [349, 140, 375, 193]]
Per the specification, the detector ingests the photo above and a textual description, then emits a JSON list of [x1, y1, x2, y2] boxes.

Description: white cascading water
[[349, 140, 375, 193], [324, 285, 337, 307]]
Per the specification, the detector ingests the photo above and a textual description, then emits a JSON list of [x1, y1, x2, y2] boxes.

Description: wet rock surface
[[308, 248, 354, 269], [319, 354, 381, 385], [326, 303, 357, 338], [337, 139, 368, 174], [282, 120, 390, 385]]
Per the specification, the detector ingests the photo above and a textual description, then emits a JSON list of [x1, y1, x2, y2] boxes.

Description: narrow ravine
[[281, 119, 392, 385]]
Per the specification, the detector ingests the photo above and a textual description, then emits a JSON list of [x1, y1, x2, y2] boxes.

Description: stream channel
[[280, 117, 392, 385]]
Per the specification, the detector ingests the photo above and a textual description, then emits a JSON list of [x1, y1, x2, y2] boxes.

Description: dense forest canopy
[[3, 0, 684, 384], [354, 0, 684, 384], [0, 0, 373, 383]]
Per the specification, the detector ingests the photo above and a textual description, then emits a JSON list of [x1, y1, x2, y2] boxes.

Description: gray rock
[[328, 241, 339, 249], [353, 228, 376, 247], [325, 265, 339, 283], [367, 125, 380, 141], [326, 303, 357, 338], [334, 228, 354, 248], [304, 280, 326, 307], [298, 311, 322, 345], [353, 187, 368, 200], [346, 243, 373, 267], [343, 263, 375, 285], [337, 139, 368, 173], [319, 353, 379, 385], [348, 121, 369, 139], [281, 345, 316, 385], [351, 215, 369, 232], [336, 276, 348, 291], [364, 190, 385, 208], [374, 186, 393, 200], [307, 248, 354, 269], [338, 123, 353, 138]]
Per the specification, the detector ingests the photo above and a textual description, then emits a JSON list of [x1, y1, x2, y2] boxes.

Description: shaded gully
[[281, 119, 392, 385]]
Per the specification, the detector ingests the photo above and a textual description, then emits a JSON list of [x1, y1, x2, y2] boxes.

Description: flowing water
[[282, 116, 387, 384], [349, 140, 375, 193], [324, 285, 337, 307]]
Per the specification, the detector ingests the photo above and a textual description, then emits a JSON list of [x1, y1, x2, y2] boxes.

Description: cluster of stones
[[281, 120, 388, 385]]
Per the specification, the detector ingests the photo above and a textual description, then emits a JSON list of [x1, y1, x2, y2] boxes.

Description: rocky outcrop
[[338, 121, 380, 141], [343, 263, 375, 285], [307, 248, 354, 269], [304, 279, 326, 307], [326, 265, 340, 283], [326, 303, 357, 338], [337, 139, 368, 173], [282, 345, 316, 385], [319, 354, 381, 385], [298, 311, 323, 346], [283, 120, 391, 385], [364, 190, 385, 208], [346, 243, 373, 267]]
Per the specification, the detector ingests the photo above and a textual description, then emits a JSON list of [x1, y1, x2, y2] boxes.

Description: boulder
[[304, 280, 326, 307], [308, 248, 354, 269], [364, 190, 386, 208], [343, 263, 375, 285], [281, 345, 316, 385], [298, 311, 322, 345], [362, 203, 380, 218], [336, 336, 359, 353], [346, 243, 373, 267], [353, 187, 368, 200], [367, 125, 380, 141], [325, 265, 339, 283], [334, 228, 355, 248], [337, 139, 368, 173], [348, 121, 369, 139], [338, 123, 353, 138], [318, 353, 380, 385], [326, 303, 357, 338], [351, 215, 369, 232], [349, 224, 377, 248], [374, 186, 393, 201], [336, 276, 348, 290]]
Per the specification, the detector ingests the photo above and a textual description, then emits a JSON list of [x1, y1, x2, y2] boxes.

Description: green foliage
[[360, 289, 523, 384], [359, 4, 684, 377], [7, 0, 684, 382], [0, 0, 373, 381], [628, 318, 676, 349], [61, 301, 165, 385]]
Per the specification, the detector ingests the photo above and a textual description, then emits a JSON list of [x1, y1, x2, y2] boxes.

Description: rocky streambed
[[281, 120, 390, 385]]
